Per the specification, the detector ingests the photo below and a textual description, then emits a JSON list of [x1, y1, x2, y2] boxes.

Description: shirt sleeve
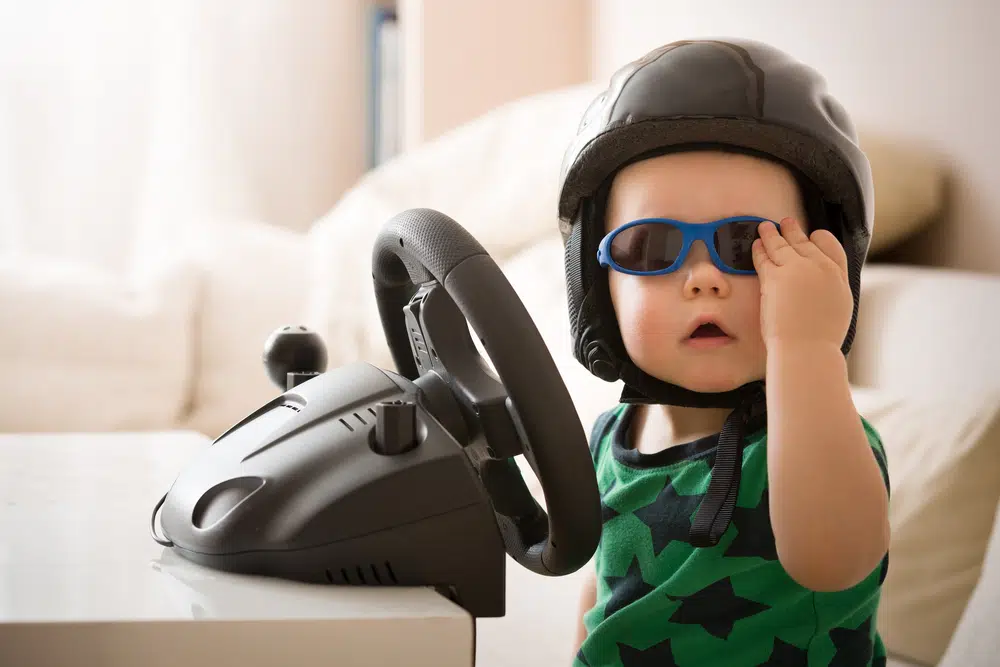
[[860, 415, 891, 586], [860, 415, 890, 497]]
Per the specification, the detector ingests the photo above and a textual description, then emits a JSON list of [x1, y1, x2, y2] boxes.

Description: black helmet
[[558, 38, 874, 546]]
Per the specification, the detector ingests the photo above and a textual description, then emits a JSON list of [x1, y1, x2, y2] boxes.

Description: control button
[[373, 401, 419, 455]]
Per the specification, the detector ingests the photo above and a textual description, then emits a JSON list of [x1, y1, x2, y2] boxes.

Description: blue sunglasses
[[597, 215, 779, 276]]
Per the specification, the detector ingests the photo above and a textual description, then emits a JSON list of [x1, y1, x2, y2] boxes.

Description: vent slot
[[339, 418, 354, 432], [354, 412, 367, 425], [325, 562, 397, 585]]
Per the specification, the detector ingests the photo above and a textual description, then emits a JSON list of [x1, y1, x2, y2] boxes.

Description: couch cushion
[[849, 265, 1000, 393], [304, 83, 605, 375], [0, 254, 197, 431], [860, 134, 948, 257], [852, 388, 1000, 666], [937, 488, 1000, 666]]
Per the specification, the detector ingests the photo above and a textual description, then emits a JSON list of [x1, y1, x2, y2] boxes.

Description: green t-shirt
[[575, 403, 890, 667]]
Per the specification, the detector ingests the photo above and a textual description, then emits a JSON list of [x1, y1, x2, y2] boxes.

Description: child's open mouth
[[684, 319, 734, 348]]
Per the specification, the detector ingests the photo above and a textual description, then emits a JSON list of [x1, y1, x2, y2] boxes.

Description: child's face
[[604, 150, 808, 393]]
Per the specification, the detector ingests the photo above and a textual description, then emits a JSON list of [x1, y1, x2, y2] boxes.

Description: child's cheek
[[732, 281, 763, 335], [608, 274, 683, 344]]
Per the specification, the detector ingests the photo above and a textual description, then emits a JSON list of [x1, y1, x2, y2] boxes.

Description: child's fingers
[[757, 221, 795, 265], [778, 217, 811, 249], [751, 238, 772, 276], [810, 229, 850, 277], [781, 217, 830, 262]]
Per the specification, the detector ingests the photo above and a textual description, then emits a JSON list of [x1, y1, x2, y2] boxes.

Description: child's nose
[[682, 241, 730, 298]]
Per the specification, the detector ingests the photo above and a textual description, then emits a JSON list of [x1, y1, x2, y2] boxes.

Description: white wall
[[591, 0, 1000, 274], [398, 0, 590, 152]]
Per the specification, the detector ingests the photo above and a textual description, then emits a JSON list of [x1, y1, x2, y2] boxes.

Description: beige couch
[[2, 82, 999, 666]]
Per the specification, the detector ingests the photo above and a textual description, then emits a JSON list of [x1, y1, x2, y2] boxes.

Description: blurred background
[[2, 3, 1000, 666], [4, 0, 997, 275], [2, 0, 998, 470]]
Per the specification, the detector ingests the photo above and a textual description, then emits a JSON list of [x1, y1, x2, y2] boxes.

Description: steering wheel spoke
[[404, 283, 525, 460]]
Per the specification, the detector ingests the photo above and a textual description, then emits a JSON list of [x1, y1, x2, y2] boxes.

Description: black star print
[[618, 638, 679, 667], [633, 476, 706, 555], [756, 638, 809, 666], [829, 616, 874, 667], [723, 488, 778, 561], [603, 555, 655, 620], [666, 577, 770, 640], [602, 477, 620, 523]]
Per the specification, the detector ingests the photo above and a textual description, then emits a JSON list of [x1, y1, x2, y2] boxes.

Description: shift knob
[[262, 325, 328, 390], [373, 401, 419, 455]]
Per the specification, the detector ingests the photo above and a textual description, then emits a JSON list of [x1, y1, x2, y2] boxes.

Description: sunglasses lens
[[610, 222, 684, 273], [714, 218, 762, 271]]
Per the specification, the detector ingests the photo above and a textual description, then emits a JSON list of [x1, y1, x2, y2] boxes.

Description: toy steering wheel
[[371, 208, 601, 576]]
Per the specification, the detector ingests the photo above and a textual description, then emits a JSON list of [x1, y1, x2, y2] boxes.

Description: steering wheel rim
[[371, 208, 601, 576]]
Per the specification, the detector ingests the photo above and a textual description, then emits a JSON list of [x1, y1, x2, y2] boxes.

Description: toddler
[[557, 38, 891, 667]]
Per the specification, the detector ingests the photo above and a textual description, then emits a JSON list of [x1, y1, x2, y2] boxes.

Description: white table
[[0, 431, 473, 667]]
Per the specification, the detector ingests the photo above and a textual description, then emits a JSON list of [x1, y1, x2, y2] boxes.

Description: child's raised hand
[[751, 217, 853, 350]]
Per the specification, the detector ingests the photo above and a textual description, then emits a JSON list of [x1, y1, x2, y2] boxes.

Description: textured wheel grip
[[370, 208, 602, 577], [372, 208, 487, 289], [371, 208, 488, 380]]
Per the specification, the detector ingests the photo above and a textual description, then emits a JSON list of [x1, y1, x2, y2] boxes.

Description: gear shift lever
[[262, 325, 328, 390]]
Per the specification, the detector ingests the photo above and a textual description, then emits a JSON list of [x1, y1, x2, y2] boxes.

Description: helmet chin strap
[[617, 364, 768, 548], [576, 249, 770, 547]]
